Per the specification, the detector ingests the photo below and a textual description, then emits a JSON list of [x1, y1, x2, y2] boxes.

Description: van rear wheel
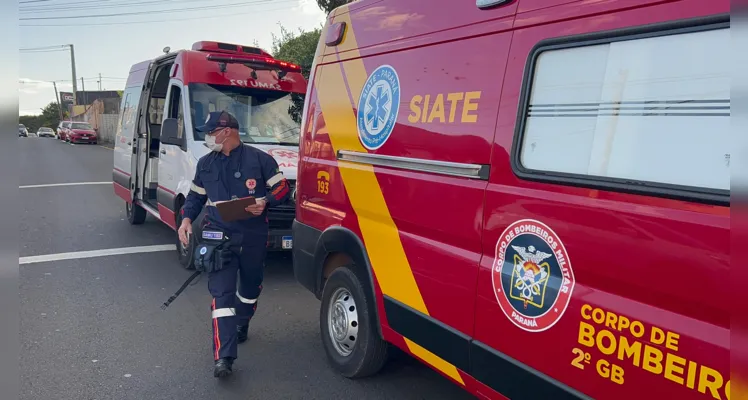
[[126, 201, 146, 225], [320, 267, 389, 378]]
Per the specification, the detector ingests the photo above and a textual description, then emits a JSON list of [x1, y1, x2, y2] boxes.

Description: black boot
[[213, 357, 234, 378], [237, 325, 248, 344]]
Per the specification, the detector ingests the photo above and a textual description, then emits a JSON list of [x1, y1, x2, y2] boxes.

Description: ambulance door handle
[[126, 141, 132, 146], [160, 149, 166, 155]]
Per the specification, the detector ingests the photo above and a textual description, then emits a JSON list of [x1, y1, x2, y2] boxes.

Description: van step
[[139, 201, 160, 220]]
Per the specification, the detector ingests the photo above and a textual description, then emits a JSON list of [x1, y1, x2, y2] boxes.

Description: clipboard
[[214, 196, 257, 222]]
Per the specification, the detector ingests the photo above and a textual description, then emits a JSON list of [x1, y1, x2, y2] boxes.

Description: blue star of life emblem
[[357, 65, 400, 150]]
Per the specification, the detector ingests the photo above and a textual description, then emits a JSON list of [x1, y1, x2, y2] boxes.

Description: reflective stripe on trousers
[[208, 238, 267, 360]]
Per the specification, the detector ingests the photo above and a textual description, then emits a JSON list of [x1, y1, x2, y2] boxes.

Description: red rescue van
[[113, 41, 306, 268], [292, 0, 730, 399]]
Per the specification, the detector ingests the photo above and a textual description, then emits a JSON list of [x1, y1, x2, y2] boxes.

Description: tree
[[271, 24, 321, 81], [271, 24, 322, 124], [40, 102, 62, 124], [19, 115, 41, 133], [18, 101, 62, 133], [316, 0, 351, 14]]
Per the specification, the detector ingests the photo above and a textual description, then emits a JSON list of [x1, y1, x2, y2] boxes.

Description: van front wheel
[[126, 201, 146, 225], [320, 267, 388, 378]]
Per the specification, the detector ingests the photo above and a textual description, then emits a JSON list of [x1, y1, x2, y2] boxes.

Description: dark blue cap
[[196, 110, 239, 133]]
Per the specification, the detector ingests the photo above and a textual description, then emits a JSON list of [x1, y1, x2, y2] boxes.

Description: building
[[70, 90, 123, 144]]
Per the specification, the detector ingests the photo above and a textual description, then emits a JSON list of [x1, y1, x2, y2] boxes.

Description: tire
[[320, 266, 389, 378], [125, 201, 147, 225], [175, 204, 195, 270]]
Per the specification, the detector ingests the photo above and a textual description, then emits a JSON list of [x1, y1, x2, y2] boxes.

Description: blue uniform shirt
[[181, 144, 290, 235]]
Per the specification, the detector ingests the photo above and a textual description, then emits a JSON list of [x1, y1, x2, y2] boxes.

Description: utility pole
[[69, 44, 78, 106], [52, 81, 63, 121], [98, 73, 102, 91], [79, 77, 86, 121]]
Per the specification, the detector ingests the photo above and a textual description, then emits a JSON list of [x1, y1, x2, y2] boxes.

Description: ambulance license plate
[[282, 236, 293, 249]]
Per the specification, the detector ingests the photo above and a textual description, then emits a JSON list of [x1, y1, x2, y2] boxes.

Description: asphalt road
[[19, 137, 473, 400]]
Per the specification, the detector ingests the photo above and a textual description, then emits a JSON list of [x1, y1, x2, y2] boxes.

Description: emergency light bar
[[192, 41, 271, 57], [205, 53, 302, 74]]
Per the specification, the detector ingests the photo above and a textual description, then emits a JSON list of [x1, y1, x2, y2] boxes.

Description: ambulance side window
[[119, 86, 142, 140], [167, 85, 184, 140], [514, 24, 729, 202]]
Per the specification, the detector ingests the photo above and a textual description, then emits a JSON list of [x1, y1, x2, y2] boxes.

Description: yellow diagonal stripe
[[316, 63, 428, 314], [405, 338, 465, 384], [312, 9, 465, 385]]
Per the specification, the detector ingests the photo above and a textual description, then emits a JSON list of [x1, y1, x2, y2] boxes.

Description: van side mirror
[[161, 118, 183, 148]]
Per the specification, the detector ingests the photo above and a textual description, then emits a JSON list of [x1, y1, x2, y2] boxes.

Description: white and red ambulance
[[112, 41, 306, 268]]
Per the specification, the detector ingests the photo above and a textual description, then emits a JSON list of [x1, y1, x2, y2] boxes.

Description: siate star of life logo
[[357, 64, 400, 150], [491, 219, 575, 333]]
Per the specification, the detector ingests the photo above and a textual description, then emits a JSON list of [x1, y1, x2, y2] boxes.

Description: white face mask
[[204, 133, 223, 152]]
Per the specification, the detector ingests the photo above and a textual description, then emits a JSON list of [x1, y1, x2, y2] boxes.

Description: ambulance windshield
[[188, 83, 303, 146]]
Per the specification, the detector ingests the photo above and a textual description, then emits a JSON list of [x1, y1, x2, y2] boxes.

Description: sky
[[18, 0, 327, 116]]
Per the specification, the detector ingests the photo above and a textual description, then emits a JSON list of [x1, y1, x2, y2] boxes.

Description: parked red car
[[65, 121, 98, 144]]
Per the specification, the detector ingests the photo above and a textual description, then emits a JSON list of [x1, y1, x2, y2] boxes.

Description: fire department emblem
[[246, 179, 256, 190], [357, 64, 400, 150], [491, 219, 575, 333]]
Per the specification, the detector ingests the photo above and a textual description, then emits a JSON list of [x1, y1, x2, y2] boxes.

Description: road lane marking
[[100, 145, 114, 150], [20, 244, 176, 265], [20, 182, 111, 189]]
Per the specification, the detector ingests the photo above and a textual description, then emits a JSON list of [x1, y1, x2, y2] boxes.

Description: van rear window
[[515, 23, 729, 201]]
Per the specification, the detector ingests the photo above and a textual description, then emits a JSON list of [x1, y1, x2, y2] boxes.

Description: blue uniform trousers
[[208, 235, 266, 360]]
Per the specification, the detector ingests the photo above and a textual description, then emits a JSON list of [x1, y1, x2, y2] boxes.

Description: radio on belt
[[161, 227, 242, 310]]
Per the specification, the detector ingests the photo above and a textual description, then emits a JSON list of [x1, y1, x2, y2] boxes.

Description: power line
[[21, 76, 126, 81], [20, 48, 69, 53], [21, 0, 151, 8], [20, 0, 144, 8], [19, 0, 52, 3], [20, 3, 296, 26], [20, 0, 210, 13], [20, 0, 280, 20], [19, 44, 67, 50]]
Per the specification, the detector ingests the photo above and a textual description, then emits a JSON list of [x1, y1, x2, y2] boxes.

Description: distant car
[[57, 121, 70, 141], [18, 124, 28, 137], [67, 122, 98, 144], [37, 127, 55, 137]]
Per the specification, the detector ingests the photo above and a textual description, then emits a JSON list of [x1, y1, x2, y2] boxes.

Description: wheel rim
[[327, 287, 359, 357]]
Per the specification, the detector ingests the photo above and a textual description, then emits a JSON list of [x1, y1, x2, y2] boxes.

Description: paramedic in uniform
[[177, 110, 291, 378]]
